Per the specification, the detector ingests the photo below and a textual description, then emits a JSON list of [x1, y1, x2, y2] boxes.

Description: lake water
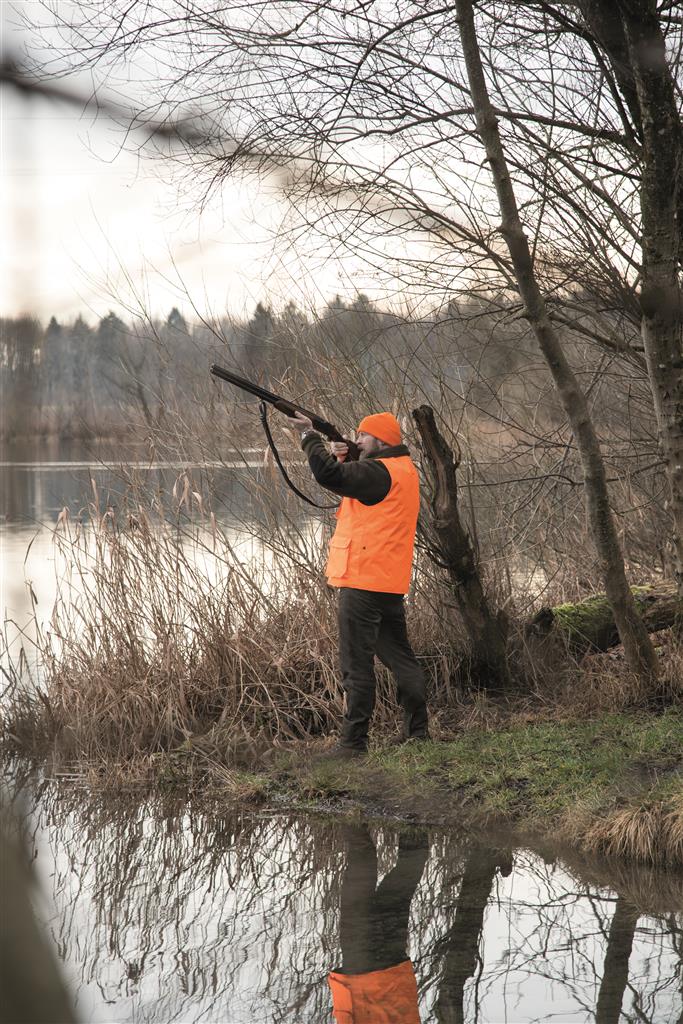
[[0, 439, 321, 676], [2, 442, 682, 1023], [7, 780, 681, 1024]]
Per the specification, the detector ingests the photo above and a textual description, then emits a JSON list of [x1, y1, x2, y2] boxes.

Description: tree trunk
[[454, 0, 659, 684], [412, 405, 511, 692], [595, 898, 639, 1024], [526, 583, 681, 657], [583, 1, 683, 598], [618, 1, 683, 598], [435, 846, 512, 1024]]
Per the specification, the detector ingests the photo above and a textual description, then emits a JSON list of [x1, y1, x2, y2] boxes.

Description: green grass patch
[[429, 712, 683, 821], [276, 712, 683, 865]]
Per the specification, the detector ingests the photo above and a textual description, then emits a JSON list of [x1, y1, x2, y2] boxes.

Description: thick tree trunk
[[584, 1, 683, 597], [526, 583, 681, 657], [620, 1, 683, 598], [412, 405, 511, 692], [454, 0, 659, 684]]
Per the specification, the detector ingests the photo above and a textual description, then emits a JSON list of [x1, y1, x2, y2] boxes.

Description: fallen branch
[[526, 584, 681, 657]]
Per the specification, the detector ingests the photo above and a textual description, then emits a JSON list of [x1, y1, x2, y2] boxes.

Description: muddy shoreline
[[84, 709, 682, 871]]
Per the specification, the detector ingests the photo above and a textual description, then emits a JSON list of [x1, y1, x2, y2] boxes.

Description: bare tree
[[17, 2, 681, 662], [454, 0, 658, 679]]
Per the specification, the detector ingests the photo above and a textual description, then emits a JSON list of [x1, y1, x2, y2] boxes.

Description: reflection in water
[[329, 825, 428, 1022], [434, 845, 512, 1024], [17, 783, 683, 1024], [595, 897, 640, 1024]]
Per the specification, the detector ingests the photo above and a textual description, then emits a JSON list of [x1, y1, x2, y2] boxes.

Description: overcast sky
[[1, 3, 387, 326]]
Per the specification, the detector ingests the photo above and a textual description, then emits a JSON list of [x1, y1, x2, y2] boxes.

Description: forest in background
[[0, 287, 656, 445], [0, 290, 671, 595]]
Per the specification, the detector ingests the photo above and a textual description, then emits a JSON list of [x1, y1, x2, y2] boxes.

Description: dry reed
[[580, 797, 683, 868], [1, 475, 465, 768]]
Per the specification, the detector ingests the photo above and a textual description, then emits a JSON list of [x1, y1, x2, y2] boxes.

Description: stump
[[412, 404, 511, 691]]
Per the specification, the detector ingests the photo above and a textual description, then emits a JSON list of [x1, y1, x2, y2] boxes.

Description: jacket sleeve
[[301, 434, 391, 505]]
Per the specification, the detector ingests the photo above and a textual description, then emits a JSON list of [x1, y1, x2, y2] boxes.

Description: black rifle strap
[[258, 401, 340, 510]]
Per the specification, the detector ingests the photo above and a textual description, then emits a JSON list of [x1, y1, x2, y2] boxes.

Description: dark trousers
[[337, 587, 429, 751], [338, 824, 429, 974]]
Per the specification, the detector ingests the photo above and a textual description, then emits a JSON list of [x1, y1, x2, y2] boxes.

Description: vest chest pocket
[[326, 535, 351, 578]]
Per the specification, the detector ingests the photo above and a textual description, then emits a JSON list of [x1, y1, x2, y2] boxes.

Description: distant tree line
[[1, 295, 541, 441], [1, 291, 653, 448]]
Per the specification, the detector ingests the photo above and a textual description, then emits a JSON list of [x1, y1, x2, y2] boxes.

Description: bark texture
[[526, 583, 681, 657], [455, 0, 659, 683], [412, 404, 511, 692], [582, 1, 683, 596]]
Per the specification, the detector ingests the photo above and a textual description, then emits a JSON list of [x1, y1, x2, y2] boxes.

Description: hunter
[[285, 409, 429, 757]]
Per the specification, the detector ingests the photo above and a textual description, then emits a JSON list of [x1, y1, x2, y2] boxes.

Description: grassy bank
[[140, 710, 683, 869], [3, 467, 682, 871]]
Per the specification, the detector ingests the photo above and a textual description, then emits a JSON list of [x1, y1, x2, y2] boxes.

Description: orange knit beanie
[[357, 412, 402, 447]]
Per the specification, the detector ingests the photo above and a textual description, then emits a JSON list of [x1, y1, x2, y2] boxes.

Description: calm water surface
[[15, 782, 683, 1024], [1, 439, 297, 673], [3, 443, 682, 1023]]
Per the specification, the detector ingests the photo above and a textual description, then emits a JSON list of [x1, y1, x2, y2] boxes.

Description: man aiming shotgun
[[284, 406, 430, 758], [210, 363, 429, 757]]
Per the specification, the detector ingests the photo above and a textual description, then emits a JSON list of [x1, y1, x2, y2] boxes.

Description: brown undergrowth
[[1, 480, 681, 868]]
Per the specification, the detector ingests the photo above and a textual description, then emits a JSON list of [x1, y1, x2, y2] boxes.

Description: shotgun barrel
[[210, 363, 360, 460]]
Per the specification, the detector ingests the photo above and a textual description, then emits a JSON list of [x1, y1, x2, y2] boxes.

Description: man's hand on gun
[[330, 442, 349, 463], [288, 411, 314, 432], [285, 410, 348, 461]]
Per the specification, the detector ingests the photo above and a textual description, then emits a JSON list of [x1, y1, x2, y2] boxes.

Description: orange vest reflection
[[327, 825, 427, 1024], [328, 960, 420, 1023]]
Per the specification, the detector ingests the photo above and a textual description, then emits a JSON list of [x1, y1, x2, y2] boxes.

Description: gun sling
[[210, 363, 357, 508]]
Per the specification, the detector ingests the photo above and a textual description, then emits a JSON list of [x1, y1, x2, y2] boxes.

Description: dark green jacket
[[301, 433, 411, 506]]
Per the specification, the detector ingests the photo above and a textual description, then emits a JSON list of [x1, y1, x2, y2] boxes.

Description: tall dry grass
[[581, 796, 683, 868], [2, 306, 680, 775], [1, 468, 468, 768]]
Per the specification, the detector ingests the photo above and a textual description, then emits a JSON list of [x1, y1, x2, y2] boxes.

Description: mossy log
[[526, 584, 682, 656]]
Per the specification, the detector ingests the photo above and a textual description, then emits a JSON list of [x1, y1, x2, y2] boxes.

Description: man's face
[[355, 430, 384, 459]]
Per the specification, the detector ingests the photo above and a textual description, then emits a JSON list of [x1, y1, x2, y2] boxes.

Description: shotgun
[[210, 363, 360, 461]]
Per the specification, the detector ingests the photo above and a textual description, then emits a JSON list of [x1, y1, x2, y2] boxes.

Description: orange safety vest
[[325, 456, 420, 594], [328, 961, 421, 1024]]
